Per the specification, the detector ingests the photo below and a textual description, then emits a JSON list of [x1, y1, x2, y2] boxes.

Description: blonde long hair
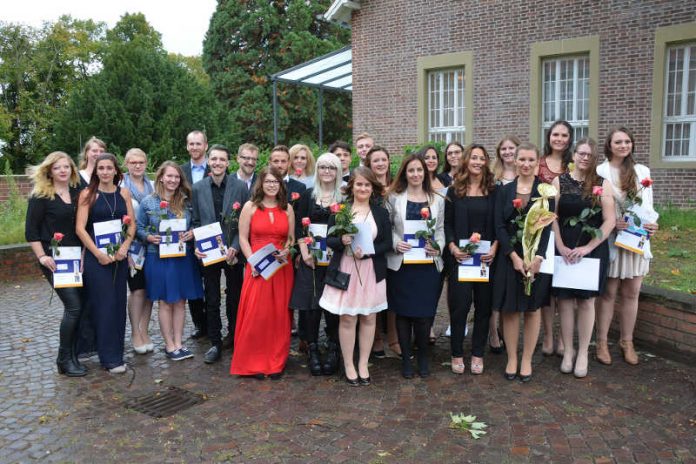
[[311, 153, 343, 202], [289, 144, 315, 177], [30, 151, 80, 199], [78, 136, 107, 170], [153, 161, 191, 218], [493, 135, 520, 182]]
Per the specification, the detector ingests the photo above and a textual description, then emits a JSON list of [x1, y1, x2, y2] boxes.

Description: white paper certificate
[[52, 246, 83, 288], [539, 231, 555, 275], [351, 222, 375, 255], [193, 222, 227, 266], [457, 239, 491, 282], [247, 242, 286, 280], [128, 241, 145, 270], [552, 257, 600, 291], [614, 215, 649, 256], [308, 224, 329, 266], [402, 219, 432, 264], [159, 218, 187, 258], [93, 219, 122, 254]]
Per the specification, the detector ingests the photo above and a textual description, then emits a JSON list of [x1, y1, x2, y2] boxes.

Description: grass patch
[[644, 206, 696, 294], [0, 164, 28, 246]]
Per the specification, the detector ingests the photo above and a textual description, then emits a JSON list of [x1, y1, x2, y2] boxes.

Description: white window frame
[[427, 68, 466, 144], [662, 42, 696, 161], [541, 55, 590, 143]]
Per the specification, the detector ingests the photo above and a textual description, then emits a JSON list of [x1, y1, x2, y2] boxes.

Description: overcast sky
[[1, 0, 218, 56]]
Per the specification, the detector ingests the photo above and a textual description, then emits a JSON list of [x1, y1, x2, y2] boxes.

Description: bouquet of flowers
[[415, 207, 441, 252], [521, 183, 557, 295], [327, 202, 362, 285]]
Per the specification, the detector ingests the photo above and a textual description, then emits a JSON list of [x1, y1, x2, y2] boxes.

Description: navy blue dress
[[387, 200, 442, 318], [83, 188, 128, 369]]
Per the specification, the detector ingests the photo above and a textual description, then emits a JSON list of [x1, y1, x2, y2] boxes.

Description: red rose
[[295, 168, 303, 177], [512, 198, 523, 209], [640, 178, 653, 188], [301, 217, 311, 227], [304, 237, 314, 245], [122, 215, 132, 225], [420, 207, 430, 220], [53, 232, 64, 242], [592, 186, 603, 196], [232, 201, 241, 210], [160, 200, 169, 209], [329, 203, 341, 214], [469, 232, 481, 243], [291, 192, 300, 201]]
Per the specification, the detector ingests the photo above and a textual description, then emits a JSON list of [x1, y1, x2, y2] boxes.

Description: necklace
[[102, 190, 117, 219]]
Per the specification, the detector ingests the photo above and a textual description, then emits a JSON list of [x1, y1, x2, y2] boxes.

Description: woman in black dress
[[445, 144, 498, 375], [290, 153, 344, 376], [25, 152, 87, 376], [76, 154, 136, 373], [493, 142, 554, 382], [551, 138, 615, 378]]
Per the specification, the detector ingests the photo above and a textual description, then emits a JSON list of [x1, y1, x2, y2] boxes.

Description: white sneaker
[[445, 325, 451, 337], [109, 364, 127, 374]]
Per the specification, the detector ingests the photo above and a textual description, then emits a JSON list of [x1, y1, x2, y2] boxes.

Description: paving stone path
[[1, 279, 695, 463]]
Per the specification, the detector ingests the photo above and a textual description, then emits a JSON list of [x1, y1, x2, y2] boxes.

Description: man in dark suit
[[269, 144, 306, 201], [329, 140, 352, 183], [192, 145, 249, 363], [232, 143, 259, 191], [180, 130, 210, 339]]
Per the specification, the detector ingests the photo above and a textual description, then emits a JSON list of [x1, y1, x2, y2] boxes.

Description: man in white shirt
[[233, 143, 259, 191], [181, 130, 210, 187], [355, 132, 374, 166]]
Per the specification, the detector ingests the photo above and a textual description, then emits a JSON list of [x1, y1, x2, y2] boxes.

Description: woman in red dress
[[230, 167, 295, 379]]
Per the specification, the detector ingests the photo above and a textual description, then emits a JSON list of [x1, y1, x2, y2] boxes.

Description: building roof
[[271, 46, 352, 92], [323, 0, 361, 26]]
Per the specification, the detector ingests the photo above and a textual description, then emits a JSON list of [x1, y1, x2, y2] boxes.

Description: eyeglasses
[[575, 152, 593, 159], [263, 180, 280, 185], [317, 165, 338, 171], [239, 156, 258, 163], [446, 150, 462, 156]]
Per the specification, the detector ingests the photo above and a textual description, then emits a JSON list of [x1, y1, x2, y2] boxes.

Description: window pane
[[427, 67, 466, 142], [541, 55, 590, 141]]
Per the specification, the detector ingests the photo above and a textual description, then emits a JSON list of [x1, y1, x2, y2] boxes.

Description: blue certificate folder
[[457, 239, 491, 282], [159, 231, 182, 244], [52, 246, 83, 288]]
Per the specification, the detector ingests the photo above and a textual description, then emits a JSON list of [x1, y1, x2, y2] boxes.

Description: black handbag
[[324, 268, 350, 290]]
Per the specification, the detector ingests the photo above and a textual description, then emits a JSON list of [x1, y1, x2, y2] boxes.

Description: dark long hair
[[364, 146, 392, 186], [82, 153, 123, 207], [443, 141, 464, 174], [573, 138, 602, 199], [344, 166, 384, 203], [604, 127, 638, 198], [543, 120, 574, 169], [452, 144, 495, 198], [388, 154, 433, 197], [251, 167, 288, 211], [415, 145, 441, 180]]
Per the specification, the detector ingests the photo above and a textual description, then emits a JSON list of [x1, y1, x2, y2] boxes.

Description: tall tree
[[202, 0, 352, 149], [51, 13, 230, 168], [0, 17, 105, 171]]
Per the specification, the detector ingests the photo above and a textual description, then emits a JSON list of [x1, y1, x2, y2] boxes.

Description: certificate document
[[128, 241, 145, 270], [615, 215, 649, 256], [159, 218, 187, 258], [93, 219, 122, 254], [457, 239, 491, 282], [351, 222, 375, 255], [247, 242, 286, 280], [552, 257, 600, 291], [539, 231, 555, 275], [402, 219, 432, 264], [52, 246, 83, 288], [193, 222, 227, 267], [308, 223, 330, 266]]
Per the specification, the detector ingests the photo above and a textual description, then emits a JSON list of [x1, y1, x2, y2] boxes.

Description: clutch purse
[[324, 268, 350, 290]]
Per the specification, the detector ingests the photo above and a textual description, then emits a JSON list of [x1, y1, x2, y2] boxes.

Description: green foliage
[[0, 17, 106, 172], [202, 0, 351, 150], [0, 160, 28, 245], [449, 413, 488, 439], [50, 13, 230, 168]]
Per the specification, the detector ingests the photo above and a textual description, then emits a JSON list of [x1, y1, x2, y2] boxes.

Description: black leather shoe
[[191, 328, 207, 339], [358, 376, 371, 386], [504, 371, 517, 381], [519, 372, 532, 383], [345, 376, 359, 387], [269, 372, 283, 381], [204, 345, 221, 364]]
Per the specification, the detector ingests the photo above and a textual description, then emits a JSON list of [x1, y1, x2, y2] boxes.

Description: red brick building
[[325, 0, 696, 206]]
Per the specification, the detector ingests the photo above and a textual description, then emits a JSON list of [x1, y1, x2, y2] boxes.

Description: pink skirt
[[319, 253, 387, 316]]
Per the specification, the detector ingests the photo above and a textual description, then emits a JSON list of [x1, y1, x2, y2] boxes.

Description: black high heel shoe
[[489, 329, 505, 355]]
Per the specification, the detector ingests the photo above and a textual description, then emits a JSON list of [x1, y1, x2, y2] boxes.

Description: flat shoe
[[145, 343, 155, 352], [133, 344, 148, 354], [470, 357, 484, 375], [108, 364, 127, 374], [451, 357, 465, 375]]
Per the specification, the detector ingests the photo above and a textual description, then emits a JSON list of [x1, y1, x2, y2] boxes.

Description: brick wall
[[0, 244, 42, 282], [350, 0, 696, 206], [0, 176, 32, 202]]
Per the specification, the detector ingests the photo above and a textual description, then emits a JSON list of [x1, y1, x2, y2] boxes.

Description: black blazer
[[444, 187, 498, 247], [232, 172, 257, 192], [286, 177, 306, 201], [179, 161, 211, 188], [495, 177, 554, 258], [191, 175, 249, 250], [325, 202, 392, 283]]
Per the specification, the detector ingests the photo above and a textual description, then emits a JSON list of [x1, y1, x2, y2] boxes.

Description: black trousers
[[41, 266, 83, 358], [201, 259, 243, 346], [396, 315, 432, 372], [298, 309, 339, 344], [447, 273, 492, 358]]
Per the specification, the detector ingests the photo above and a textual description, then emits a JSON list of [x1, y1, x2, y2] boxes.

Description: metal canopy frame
[[271, 46, 352, 147]]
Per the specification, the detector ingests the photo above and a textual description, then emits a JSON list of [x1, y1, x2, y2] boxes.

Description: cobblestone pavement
[[1, 278, 695, 464]]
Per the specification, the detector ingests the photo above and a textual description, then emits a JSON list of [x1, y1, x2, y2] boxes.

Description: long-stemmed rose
[[619, 177, 654, 227], [459, 232, 481, 255], [327, 202, 362, 285], [563, 186, 604, 246], [509, 198, 525, 246], [105, 214, 131, 284], [50, 232, 64, 257], [415, 207, 441, 252]]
